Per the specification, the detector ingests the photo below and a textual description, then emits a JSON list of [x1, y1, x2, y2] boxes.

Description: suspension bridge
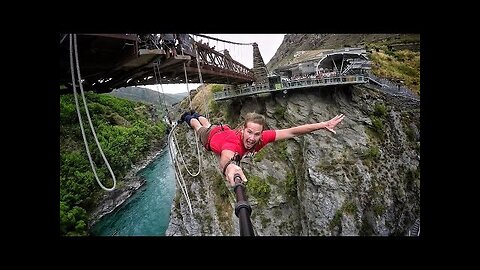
[[59, 34, 260, 94]]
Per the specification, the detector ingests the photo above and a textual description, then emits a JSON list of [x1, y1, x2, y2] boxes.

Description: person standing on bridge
[[177, 111, 345, 186]]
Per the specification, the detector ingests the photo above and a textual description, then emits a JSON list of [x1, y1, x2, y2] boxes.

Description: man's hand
[[324, 114, 345, 134], [225, 163, 247, 186]]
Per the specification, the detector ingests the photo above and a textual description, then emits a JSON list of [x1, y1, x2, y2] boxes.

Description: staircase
[[408, 218, 420, 236]]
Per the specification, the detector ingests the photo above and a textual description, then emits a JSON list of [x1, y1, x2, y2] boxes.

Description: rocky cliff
[[166, 82, 420, 236], [165, 33, 420, 236]]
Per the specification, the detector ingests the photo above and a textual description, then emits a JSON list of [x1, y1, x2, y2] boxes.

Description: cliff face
[[166, 83, 420, 236], [165, 33, 420, 236]]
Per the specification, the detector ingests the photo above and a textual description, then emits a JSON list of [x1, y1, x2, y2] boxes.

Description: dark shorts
[[197, 125, 217, 149]]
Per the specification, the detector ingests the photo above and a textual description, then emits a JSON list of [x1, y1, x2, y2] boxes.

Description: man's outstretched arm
[[275, 114, 345, 141]]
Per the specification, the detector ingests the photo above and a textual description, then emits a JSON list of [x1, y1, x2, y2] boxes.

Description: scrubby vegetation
[[369, 49, 420, 95], [60, 92, 167, 236], [245, 174, 271, 206]]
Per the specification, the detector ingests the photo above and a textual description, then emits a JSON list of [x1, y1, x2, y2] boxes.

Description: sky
[[141, 34, 285, 94]]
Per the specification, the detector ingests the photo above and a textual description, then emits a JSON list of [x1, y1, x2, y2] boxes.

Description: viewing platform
[[213, 74, 368, 101]]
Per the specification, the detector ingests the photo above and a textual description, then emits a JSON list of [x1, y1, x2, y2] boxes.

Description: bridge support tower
[[252, 43, 268, 84]]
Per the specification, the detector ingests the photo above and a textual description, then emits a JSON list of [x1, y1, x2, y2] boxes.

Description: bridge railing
[[213, 75, 368, 100], [195, 42, 254, 79]]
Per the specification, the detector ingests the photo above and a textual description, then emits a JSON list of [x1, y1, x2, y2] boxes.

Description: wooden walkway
[[213, 75, 368, 101]]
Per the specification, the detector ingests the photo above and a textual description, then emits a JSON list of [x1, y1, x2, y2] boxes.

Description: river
[[91, 149, 175, 236]]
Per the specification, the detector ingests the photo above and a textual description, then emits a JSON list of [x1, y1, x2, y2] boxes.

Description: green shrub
[[60, 202, 88, 236], [328, 210, 342, 232], [343, 200, 357, 215], [364, 146, 380, 161], [284, 172, 297, 198], [246, 175, 271, 205], [373, 103, 387, 118], [405, 127, 415, 142], [273, 105, 286, 120], [253, 147, 267, 162], [60, 99, 78, 123], [370, 116, 384, 136], [211, 84, 224, 93]]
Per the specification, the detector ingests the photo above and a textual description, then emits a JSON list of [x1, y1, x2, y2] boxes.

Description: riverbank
[[88, 138, 168, 230]]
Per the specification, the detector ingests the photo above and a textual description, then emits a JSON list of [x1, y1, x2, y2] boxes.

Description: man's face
[[242, 122, 263, 150]]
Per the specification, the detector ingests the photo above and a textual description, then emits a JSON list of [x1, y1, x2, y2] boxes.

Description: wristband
[[222, 160, 235, 176]]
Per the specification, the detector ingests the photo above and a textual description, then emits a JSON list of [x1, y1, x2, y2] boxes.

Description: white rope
[[167, 125, 193, 214], [152, 56, 194, 215], [194, 43, 209, 119], [153, 61, 169, 122], [172, 130, 200, 177], [183, 62, 193, 108], [69, 34, 116, 191], [175, 60, 203, 177]]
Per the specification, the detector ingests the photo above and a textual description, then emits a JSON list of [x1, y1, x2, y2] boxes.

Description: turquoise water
[[91, 149, 176, 236]]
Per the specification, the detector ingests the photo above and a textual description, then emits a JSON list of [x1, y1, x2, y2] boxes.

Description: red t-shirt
[[208, 125, 276, 159]]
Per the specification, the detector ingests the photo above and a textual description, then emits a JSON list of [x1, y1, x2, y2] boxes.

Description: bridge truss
[[59, 34, 255, 94]]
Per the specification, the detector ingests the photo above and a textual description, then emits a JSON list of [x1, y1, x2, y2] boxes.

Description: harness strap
[[222, 152, 241, 176]]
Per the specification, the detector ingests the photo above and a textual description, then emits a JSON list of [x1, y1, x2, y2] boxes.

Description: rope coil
[[69, 34, 116, 191]]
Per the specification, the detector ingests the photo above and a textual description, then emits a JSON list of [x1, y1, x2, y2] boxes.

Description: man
[[178, 111, 345, 186]]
